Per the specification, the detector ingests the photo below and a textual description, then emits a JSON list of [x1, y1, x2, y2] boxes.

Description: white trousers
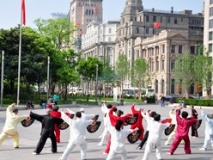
[[106, 147, 127, 160], [142, 138, 161, 160], [59, 138, 87, 160], [202, 134, 213, 149]]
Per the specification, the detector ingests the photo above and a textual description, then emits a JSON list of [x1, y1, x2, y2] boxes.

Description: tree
[[0, 27, 49, 98], [57, 49, 81, 101], [35, 18, 78, 93], [194, 47, 213, 98], [132, 58, 149, 100], [173, 51, 196, 98], [115, 53, 129, 98], [77, 57, 103, 102]]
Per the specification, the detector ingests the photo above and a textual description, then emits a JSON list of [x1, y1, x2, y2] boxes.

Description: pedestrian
[[53, 93, 59, 105], [50, 105, 61, 143], [160, 94, 166, 107], [199, 106, 213, 151], [59, 110, 95, 160], [142, 113, 170, 160], [0, 102, 30, 149], [190, 105, 199, 137], [30, 108, 63, 155], [167, 106, 198, 155], [106, 120, 138, 160]]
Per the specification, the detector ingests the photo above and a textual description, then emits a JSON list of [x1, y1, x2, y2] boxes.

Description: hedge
[[175, 98, 213, 106]]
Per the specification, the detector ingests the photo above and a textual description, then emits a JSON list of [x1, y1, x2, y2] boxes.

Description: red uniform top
[[50, 110, 61, 118], [130, 104, 143, 129], [108, 107, 132, 126], [176, 109, 198, 137]]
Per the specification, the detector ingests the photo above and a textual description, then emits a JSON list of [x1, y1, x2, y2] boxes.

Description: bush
[[176, 98, 213, 107]]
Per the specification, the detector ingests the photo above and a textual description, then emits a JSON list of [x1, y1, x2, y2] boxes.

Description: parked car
[[164, 94, 180, 103]]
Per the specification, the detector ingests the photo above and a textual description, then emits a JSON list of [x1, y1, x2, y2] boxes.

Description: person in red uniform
[[167, 106, 198, 155], [50, 105, 61, 143], [130, 104, 144, 140]]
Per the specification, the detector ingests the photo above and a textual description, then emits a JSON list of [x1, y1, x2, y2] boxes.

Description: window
[[171, 79, 175, 94], [155, 80, 158, 93], [209, 19, 213, 29], [156, 57, 159, 71], [190, 46, 195, 54], [209, 32, 213, 41], [209, 43, 213, 52], [174, 18, 178, 24], [161, 59, 164, 70], [167, 17, 171, 23], [161, 79, 165, 94], [109, 28, 111, 33], [171, 45, 175, 53], [108, 37, 111, 42], [211, 0, 213, 4], [171, 60, 175, 70], [146, 27, 149, 34], [136, 27, 139, 34], [146, 15, 149, 22], [210, 7, 213, 17], [178, 45, 182, 54], [162, 45, 165, 53], [153, 16, 156, 22], [160, 16, 163, 22]]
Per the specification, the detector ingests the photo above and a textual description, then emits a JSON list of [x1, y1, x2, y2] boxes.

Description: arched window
[[161, 79, 165, 94], [155, 80, 158, 94], [156, 57, 159, 71]]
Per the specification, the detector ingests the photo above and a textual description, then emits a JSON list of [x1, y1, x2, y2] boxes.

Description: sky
[[0, 0, 203, 29]]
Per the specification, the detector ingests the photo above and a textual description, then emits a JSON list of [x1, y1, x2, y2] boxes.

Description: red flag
[[154, 22, 161, 29], [21, 0, 26, 25]]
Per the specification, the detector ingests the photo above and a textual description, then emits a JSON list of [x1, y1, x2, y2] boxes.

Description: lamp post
[[46, 56, 50, 103], [95, 64, 98, 104], [1, 51, 4, 107]]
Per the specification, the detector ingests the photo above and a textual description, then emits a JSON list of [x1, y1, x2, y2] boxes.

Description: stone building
[[69, 0, 103, 51], [115, 0, 203, 95]]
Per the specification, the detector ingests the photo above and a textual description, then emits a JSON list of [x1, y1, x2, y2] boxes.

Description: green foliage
[[176, 98, 213, 106]]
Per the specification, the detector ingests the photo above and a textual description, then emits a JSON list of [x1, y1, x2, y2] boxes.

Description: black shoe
[[14, 146, 19, 149]]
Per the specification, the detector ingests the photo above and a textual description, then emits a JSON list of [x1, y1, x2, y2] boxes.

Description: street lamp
[[46, 56, 50, 103], [1, 51, 4, 107], [95, 64, 98, 104]]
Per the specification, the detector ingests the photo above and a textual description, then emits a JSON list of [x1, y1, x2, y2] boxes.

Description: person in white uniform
[[59, 110, 94, 160], [199, 107, 213, 151], [142, 113, 169, 160], [106, 120, 137, 160]]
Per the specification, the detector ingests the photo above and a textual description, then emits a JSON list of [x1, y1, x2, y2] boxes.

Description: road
[[0, 103, 212, 160]]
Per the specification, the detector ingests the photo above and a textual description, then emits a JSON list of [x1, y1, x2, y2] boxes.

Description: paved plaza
[[0, 103, 213, 160]]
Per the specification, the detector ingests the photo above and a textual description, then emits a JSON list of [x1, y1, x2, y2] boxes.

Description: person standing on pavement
[[199, 106, 213, 151], [30, 108, 63, 155], [142, 113, 170, 160], [190, 105, 199, 137], [160, 94, 166, 107], [0, 102, 30, 149], [59, 110, 95, 160], [53, 93, 59, 105], [167, 106, 198, 155]]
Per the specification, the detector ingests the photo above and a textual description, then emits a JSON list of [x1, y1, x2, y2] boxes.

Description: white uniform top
[[141, 111, 153, 131], [101, 104, 111, 128], [146, 114, 169, 142], [61, 112, 92, 144], [201, 109, 213, 135], [3, 104, 28, 133], [169, 109, 177, 125], [108, 125, 132, 153]]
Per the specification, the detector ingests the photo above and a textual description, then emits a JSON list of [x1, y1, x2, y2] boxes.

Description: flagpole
[[17, 1, 23, 106]]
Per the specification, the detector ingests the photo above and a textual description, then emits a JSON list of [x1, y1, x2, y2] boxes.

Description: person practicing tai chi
[[141, 112, 169, 160], [30, 108, 63, 155], [59, 109, 95, 160], [137, 110, 157, 149], [199, 106, 213, 151], [50, 105, 62, 143], [106, 119, 138, 160], [167, 106, 198, 155], [0, 102, 30, 149], [165, 106, 177, 145], [189, 105, 199, 137]]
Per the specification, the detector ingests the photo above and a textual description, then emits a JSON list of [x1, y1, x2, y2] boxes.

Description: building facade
[[115, 0, 204, 95], [69, 0, 103, 50]]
